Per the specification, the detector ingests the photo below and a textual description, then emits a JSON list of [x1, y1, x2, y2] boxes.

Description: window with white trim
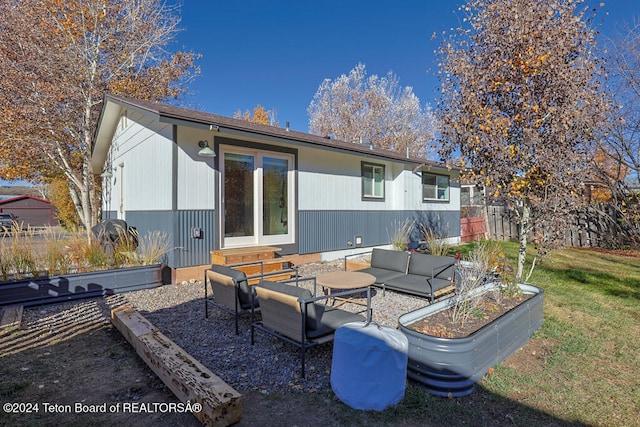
[[461, 185, 483, 206], [422, 173, 449, 201], [362, 162, 385, 200]]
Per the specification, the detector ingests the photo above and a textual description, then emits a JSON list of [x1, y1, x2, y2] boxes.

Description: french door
[[220, 147, 295, 248]]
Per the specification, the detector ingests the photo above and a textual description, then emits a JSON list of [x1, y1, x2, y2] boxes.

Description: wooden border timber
[[110, 307, 242, 426]]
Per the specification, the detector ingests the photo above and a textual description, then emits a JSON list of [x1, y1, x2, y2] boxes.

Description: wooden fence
[[482, 205, 619, 247]]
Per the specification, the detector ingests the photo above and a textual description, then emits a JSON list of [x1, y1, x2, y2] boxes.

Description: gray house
[[91, 94, 460, 270]]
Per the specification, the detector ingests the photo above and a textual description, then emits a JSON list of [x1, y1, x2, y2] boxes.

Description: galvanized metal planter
[[0, 264, 168, 307], [398, 283, 544, 397]]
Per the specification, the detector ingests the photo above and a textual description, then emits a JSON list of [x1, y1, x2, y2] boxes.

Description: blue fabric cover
[[331, 322, 408, 411]]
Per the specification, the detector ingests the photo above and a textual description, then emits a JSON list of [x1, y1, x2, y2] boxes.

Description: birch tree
[[307, 63, 437, 158], [437, 0, 609, 281], [0, 0, 199, 232]]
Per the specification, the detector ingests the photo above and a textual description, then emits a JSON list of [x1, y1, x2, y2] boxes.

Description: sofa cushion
[[210, 264, 253, 307], [384, 274, 431, 295], [407, 253, 455, 280], [257, 280, 322, 330], [370, 248, 410, 273], [428, 276, 456, 293], [356, 267, 406, 284], [306, 308, 365, 339], [385, 274, 453, 296]]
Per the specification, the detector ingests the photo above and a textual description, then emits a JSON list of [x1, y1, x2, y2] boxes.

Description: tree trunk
[[516, 198, 531, 282]]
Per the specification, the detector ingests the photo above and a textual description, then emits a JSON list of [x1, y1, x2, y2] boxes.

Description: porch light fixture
[[101, 169, 113, 178], [198, 140, 216, 157]]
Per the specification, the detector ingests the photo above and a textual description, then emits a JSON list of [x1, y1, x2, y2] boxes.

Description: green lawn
[[491, 245, 640, 426], [325, 243, 640, 426]]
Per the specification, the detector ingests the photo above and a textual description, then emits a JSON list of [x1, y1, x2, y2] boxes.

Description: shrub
[[420, 224, 451, 256], [450, 241, 489, 325], [137, 231, 170, 265], [389, 218, 414, 251]]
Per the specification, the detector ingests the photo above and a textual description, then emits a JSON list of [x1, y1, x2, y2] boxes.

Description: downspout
[[172, 125, 180, 269]]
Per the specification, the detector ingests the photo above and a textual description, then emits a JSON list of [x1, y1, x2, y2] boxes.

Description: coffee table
[[316, 271, 376, 307]]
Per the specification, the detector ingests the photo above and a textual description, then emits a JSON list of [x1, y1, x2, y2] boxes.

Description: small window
[[362, 162, 385, 200], [422, 173, 449, 201], [461, 185, 484, 206], [461, 186, 471, 205]]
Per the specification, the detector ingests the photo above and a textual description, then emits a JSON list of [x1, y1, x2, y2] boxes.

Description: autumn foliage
[[437, 0, 610, 280], [233, 105, 278, 126], [0, 0, 199, 232]]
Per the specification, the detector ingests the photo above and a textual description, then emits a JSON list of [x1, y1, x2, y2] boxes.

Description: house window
[[461, 185, 483, 206], [362, 162, 385, 200], [422, 173, 449, 201]]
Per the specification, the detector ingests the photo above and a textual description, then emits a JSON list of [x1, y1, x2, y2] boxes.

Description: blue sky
[[1, 0, 638, 187], [174, 0, 639, 132]]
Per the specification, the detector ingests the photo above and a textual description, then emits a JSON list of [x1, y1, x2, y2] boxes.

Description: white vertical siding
[[298, 146, 392, 211], [297, 145, 459, 213], [176, 127, 216, 210], [401, 168, 461, 212], [110, 112, 173, 210]]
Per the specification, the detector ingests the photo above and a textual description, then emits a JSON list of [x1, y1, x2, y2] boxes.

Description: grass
[[308, 242, 640, 426], [0, 226, 171, 280], [475, 242, 640, 426]]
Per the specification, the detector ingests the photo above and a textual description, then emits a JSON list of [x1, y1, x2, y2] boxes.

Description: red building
[[0, 195, 59, 227]]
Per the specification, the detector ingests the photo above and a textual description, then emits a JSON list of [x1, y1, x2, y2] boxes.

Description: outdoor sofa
[[345, 248, 457, 302]]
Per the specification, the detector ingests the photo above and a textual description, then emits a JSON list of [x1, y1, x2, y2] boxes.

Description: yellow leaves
[[477, 114, 510, 137], [234, 104, 274, 125], [511, 44, 551, 77]]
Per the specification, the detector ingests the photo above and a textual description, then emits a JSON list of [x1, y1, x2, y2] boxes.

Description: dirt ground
[[0, 303, 557, 427], [0, 322, 323, 427]]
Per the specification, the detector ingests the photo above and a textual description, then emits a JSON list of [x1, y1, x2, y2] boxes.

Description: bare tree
[[602, 21, 640, 187], [437, 0, 610, 281], [586, 20, 640, 247], [307, 63, 437, 158], [0, 0, 199, 233]]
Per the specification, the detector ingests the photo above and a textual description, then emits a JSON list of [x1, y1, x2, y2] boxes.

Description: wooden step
[[210, 246, 282, 265], [231, 256, 296, 284]]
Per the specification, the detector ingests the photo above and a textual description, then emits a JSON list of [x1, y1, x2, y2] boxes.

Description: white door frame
[[219, 145, 295, 248]]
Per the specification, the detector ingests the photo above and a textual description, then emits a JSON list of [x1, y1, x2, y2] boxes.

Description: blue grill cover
[[331, 322, 408, 410]]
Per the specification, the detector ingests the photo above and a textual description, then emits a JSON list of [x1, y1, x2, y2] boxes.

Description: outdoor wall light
[[101, 169, 113, 178], [198, 140, 216, 157]]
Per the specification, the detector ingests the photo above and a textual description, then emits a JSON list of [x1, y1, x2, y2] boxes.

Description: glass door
[[223, 153, 255, 245], [221, 148, 294, 248]]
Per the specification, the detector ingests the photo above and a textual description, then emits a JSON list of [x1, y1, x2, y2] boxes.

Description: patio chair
[[204, 262, 297, 335], [251, 278, 371, 378]]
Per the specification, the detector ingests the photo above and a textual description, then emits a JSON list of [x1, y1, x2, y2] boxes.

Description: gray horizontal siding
[[298, 210, 460, 254]]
